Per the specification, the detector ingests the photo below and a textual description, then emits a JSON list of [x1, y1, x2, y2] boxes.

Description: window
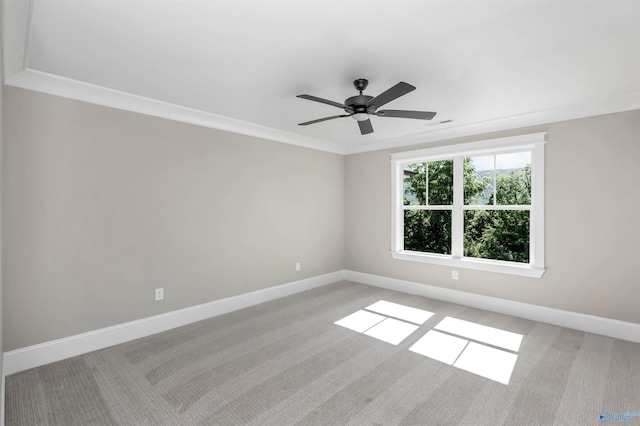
[[391, 133, 545, 277]]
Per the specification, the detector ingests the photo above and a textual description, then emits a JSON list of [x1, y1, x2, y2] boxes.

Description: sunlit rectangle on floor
[[365, 300, 434, 325], [434, 317, 523, 352], [363, 318, 420, 345], [453, 342, 518, 385], [334, 310, 386, 333], [409, 330, 469, 365]]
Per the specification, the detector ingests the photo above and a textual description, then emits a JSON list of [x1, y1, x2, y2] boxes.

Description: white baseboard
[[3, 270, 346, 375], [5, 269, 639, 376], [345, 270, 640, 344]]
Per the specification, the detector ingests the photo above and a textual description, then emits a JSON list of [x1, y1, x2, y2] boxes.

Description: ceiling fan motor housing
[[344, 95, 374, 114]]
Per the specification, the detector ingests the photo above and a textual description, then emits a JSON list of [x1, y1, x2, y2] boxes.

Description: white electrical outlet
[[452, 270, 459, 280], [155, 288, 164, 301], [296, 262, 301, 272]]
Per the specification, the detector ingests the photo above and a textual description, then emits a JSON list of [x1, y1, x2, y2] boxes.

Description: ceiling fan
[[297, 78, 436, 135]]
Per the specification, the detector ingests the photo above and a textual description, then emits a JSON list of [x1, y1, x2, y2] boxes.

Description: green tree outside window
[[403, 157, 531, 263]]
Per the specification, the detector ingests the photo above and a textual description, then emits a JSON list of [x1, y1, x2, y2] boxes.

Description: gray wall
[[2, 84, 638, 353], [2, 87, 345, 351], [1, 51, 4, 426], [345, 110, 640, 324]]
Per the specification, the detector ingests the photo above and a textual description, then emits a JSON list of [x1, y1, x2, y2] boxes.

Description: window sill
[[391, 251, 545, 278]]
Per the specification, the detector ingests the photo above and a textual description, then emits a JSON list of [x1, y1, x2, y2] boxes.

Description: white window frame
[[390, 133, 545, 278]]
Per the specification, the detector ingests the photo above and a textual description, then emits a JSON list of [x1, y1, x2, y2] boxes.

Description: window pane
[[496, 152, 531, 205], [496, 152, 531, 170], [404, 210, 452, 254], [464, 156, 494, 205], [428, 160, 453, 205], [464, 210, 530, 263], [403, 163, 426, 205]]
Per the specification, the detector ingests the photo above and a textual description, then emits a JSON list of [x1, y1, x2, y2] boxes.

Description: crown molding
[[7, 68, 638, 156], [5, 69, 348, 154]]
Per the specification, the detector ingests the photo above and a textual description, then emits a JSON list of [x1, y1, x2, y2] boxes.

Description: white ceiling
[[3, 0, 640, 154]]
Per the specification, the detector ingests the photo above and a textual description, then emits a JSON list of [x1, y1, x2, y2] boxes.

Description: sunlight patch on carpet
[[409, 317, 523, 385], [335, 303, 522, 384], [335, 300, 432, 345], [434, 316, 523, 352], [453, 342, 519, 385], [334, 310, 386, 333], [365, 300, 434, 325], [409, 330, 469, 364], [363, 318, 420, 345]]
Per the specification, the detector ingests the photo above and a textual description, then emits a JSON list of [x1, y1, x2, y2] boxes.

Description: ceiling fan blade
[[358, 119, 374, 135], [298, 115, 351, 126], [366, 82, 415, 110], [375, 110, 437, 120], [297, 94, 352, 111]]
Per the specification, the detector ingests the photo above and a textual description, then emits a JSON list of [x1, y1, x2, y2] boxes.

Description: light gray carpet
[[5, 281, 640, 425]]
